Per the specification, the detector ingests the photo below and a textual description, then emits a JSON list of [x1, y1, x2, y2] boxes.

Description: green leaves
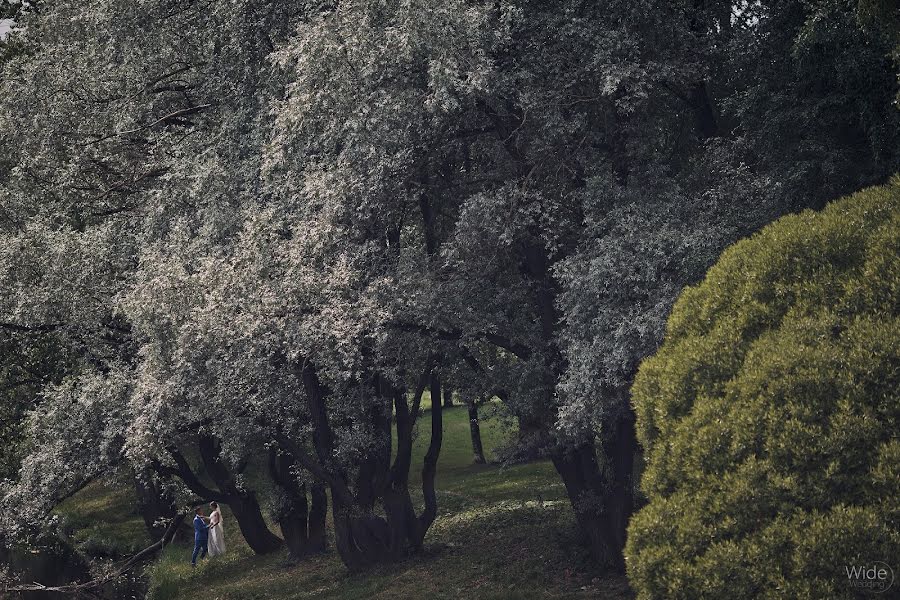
[[628, 179, 900, 599]]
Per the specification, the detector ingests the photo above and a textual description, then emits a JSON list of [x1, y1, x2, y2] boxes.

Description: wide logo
[[845, 562, 894, 594]]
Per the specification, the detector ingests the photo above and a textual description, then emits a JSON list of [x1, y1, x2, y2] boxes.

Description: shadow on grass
[[59, 406, 633, 599], [147, 497, 631, 600]]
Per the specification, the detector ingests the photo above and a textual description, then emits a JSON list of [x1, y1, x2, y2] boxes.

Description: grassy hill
[[58, 403, 634, 599]]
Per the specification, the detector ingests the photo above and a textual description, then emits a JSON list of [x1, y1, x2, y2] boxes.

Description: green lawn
[[59, 404, 633, 599], [57, 477, 153, 558]]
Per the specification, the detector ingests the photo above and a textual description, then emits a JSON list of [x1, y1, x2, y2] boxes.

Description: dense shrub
[[626, 178, 900, 599]]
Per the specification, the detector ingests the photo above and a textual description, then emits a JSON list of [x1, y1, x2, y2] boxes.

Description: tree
[[264, 0, 900, 570], [467, 397, 487, 465], [0, 1, 37, 19], [711, 0, 900, 211], [627, 179, 900, 599], [547, 0, 899, 567], [0, 369, 131, 538], [0, 0, 303, 553], [254, 0, 506, 567]]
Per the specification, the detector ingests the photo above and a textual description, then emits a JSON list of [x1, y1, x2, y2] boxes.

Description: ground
[[57, 400, 634, 600]]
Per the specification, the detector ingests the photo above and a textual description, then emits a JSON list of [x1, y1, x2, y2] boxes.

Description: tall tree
[[264, 0, 899, 570], [0, 0, 304, 551]]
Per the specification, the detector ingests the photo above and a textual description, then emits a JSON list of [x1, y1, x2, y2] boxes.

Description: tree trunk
[[278, 488, 309, 561], [510, 414, 547, 463], [467, 400, 486, 464], [549, 409, 636, 573], [416, 370, 443, 544], [331, 502, 386, 570], [330, 484, 424, 571], [268, 447, 328, 561], [442, 379, 454, 407], [599, 408, 637, 560], [227, 488, 283, 555], [328, 367, 445, 571], [550, 441, 617, 569], [307, 483, 328, 553], [331, 481, 414, 571], [133, 472, 179, 540], [198, 436, 283, 555], [294, 358, 445, 571]]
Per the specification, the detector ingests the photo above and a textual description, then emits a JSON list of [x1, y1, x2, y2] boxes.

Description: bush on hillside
[[626, 178, 900, 599]]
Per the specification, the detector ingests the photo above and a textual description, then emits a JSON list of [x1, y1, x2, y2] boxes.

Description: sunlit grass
[[56, 478, 152, 556]]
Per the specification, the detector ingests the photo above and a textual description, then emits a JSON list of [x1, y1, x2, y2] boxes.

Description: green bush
[[626, 178, 900, 599]]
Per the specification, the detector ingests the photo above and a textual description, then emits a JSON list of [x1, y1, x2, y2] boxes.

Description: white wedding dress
[[208, 509, 226, 557]]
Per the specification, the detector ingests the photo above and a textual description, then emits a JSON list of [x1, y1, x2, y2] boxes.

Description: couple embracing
[[192, 502, 226, 566]]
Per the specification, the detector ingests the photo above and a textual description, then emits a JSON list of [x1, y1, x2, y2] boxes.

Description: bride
[[207, 502, 226, 557]]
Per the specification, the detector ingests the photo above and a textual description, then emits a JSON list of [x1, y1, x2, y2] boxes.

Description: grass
[[56, 478, 152, 558], [59, 404, 634, 599]]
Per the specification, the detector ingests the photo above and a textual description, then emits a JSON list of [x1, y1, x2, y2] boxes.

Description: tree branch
[[418, 368, 444, 537], [406, 357, 437, 438], [158, 447, 227, 502], [82, 104, 214, 147], [0, 321, 63, 333]]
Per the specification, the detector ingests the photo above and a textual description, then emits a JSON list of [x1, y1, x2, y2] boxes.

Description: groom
[[191, 506, 209, 567]]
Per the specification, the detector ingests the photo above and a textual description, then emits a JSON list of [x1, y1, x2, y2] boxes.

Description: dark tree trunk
[[279, 487, 309, 561], [512, 415, 546, 463], [227, 492, 283, 555], [276, 487, 326, 559], [320, 364, 444, 571], [331, 496, 397, 570], [520, 236, 621, 567], [133, 472, 179, 540], [329, 479, 422, 571], [416, 370, 443, 544], [549, 408, 637, 573], [550, 441, 616, 569], [296, 359, 394, 570], [302, 364, 397, 570], [268, 446, 328, 561], [308, 483, 328, 553], [467, 400, 486, 464], [197, 436, 283, 555], [599, 408, 637, 559]]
